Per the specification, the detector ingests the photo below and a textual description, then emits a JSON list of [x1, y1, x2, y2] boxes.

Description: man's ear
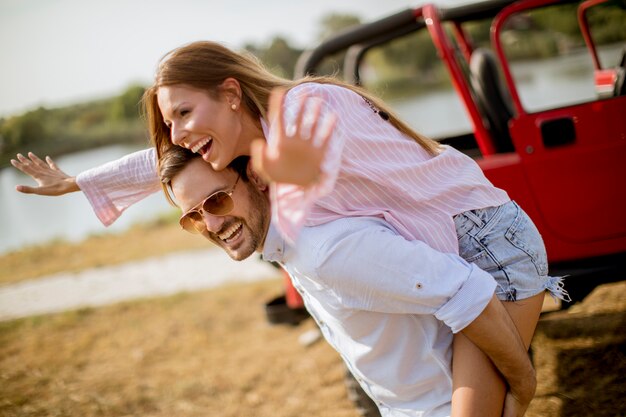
[[246, 159, 268, 191], [219, 78, 242, 109]]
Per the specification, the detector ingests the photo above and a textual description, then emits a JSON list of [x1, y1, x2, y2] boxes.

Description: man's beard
[[208, 181, 270, 261], [239, 182, 270, 258]]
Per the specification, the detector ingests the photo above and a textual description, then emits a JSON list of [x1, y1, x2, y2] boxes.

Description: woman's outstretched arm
[[11, 149, 161, 226]]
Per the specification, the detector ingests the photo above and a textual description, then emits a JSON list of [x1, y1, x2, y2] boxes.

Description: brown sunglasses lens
[[203, 191, 234, 215], [179, 192, 235, 234], [180, 212, 205, 234]]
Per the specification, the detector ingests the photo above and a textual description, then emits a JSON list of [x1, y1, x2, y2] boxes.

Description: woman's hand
[[11, 152, 80, 196], [251, 88, 336, 187]]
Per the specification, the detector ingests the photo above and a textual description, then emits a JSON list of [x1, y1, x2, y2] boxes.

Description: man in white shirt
[[160, 147, 535, 417]]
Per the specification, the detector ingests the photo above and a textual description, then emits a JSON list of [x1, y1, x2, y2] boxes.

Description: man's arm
[[461, 295, 536, 417], [308, 217, 534, 415]]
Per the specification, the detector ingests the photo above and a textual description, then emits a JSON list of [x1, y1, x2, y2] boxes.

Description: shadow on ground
[[528, 281, 626, 417]]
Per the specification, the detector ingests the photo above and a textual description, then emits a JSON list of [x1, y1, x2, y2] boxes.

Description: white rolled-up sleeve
[[76, 148, 161, 226], [307, 217, 496, 333]]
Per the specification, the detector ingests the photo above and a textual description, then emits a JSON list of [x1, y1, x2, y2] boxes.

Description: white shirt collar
[[261, 222, 286, 263]]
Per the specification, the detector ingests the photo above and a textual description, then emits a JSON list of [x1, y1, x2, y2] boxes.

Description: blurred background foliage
[[1, 2, 624, 168], [0, 85, 148, 168]]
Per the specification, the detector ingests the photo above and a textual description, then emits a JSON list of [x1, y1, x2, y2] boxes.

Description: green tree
[[1, 107, 49, 149], [464, 18, 493, 48], [587, 2, 626, 45], [318, 14, 361, 42], [260, 37, 302, 78], [315, 13, 363, 78], [382, 31, 439, 74], [109, 84, 146, 121], [530, 4, 582, 39]]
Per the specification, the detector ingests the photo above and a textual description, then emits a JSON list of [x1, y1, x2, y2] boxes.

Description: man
[[159, 146, 535, 417]]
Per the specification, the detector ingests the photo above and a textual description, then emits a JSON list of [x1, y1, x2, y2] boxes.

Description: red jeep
[[293, 0, 626, 304], [267, 2, 625, 415]]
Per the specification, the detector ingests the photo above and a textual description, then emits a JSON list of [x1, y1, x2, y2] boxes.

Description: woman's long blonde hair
[[143, 40, 441, 164]]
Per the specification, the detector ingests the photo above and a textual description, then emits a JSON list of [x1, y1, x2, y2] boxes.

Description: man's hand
[[461, 295, 536, 417], [11, 152, 80, 196]]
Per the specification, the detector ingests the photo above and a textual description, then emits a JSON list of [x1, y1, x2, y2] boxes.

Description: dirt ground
[[528, 281, 626, 417], [0, 278, 624, 417]]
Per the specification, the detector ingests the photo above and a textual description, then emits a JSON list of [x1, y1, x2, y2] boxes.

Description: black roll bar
[[342, 24, 426, 85], [295, 0, 521, 78], [295, 9, 420, 78]]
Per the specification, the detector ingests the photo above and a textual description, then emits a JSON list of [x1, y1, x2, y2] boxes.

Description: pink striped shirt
[[268, 83, 509, 253], [77, 82, 509, 254]]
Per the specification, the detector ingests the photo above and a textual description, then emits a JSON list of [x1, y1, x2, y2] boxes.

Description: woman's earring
[[231, 104, 237, 111]]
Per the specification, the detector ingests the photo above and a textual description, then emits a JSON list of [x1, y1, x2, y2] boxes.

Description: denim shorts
[[454, 201, 568, 302]]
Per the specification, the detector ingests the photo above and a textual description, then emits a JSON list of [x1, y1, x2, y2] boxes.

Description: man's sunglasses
[[179, 174, 240, 234]]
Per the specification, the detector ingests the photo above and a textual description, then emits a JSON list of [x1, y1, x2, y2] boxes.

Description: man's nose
[[202, 212, 225, 234]]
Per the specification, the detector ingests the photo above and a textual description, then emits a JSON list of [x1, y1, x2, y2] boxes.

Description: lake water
[[0, 145, 172, 254], [390, 44, 624, 138], [1, 44, 622, 254]]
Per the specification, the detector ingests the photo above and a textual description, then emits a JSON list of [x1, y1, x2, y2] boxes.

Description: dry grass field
[[0, 279, 362, 417], [1, 224, 625, 417]]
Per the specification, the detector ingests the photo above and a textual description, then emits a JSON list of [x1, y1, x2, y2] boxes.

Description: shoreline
[[0, 218, 210, 286]]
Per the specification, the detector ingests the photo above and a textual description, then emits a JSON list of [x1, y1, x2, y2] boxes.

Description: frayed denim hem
[[544, 275, 571, 303], [496, 275, 571, 303]]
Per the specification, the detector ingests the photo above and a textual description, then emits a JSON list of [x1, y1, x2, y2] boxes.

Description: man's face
[[171, 158, 270, 261]]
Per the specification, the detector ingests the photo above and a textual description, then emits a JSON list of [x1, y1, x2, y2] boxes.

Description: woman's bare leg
[[450, 292, 545, 417]]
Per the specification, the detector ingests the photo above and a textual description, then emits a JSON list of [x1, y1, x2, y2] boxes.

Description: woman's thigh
[[451, 293, 544, 417], [451, 201, 552, 417]]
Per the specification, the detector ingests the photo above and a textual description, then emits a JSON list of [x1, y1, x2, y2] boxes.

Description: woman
[[13, 40, 567, 417]]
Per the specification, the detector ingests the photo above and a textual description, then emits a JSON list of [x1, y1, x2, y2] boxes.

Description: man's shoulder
[[291, 216, 397, 266], [299, 216, 394, 245], [282, 216, 399, 291]]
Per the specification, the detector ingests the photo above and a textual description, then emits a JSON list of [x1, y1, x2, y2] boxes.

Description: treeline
[[0, 86, 148, 169], [495, 2, 626, 60], [1, 3, 624, 168]]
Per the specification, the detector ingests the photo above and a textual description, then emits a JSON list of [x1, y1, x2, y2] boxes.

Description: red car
[[268, 2, 625, 415], [293, 0, 626, 304]]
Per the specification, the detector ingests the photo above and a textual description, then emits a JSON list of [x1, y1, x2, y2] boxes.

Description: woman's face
[[157, 84, 244, 171]]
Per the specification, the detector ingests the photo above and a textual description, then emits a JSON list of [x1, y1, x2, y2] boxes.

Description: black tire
[[264, 294, 309, 326]]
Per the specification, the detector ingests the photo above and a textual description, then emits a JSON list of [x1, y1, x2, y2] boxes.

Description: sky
[[0, 0, 469, 117]]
